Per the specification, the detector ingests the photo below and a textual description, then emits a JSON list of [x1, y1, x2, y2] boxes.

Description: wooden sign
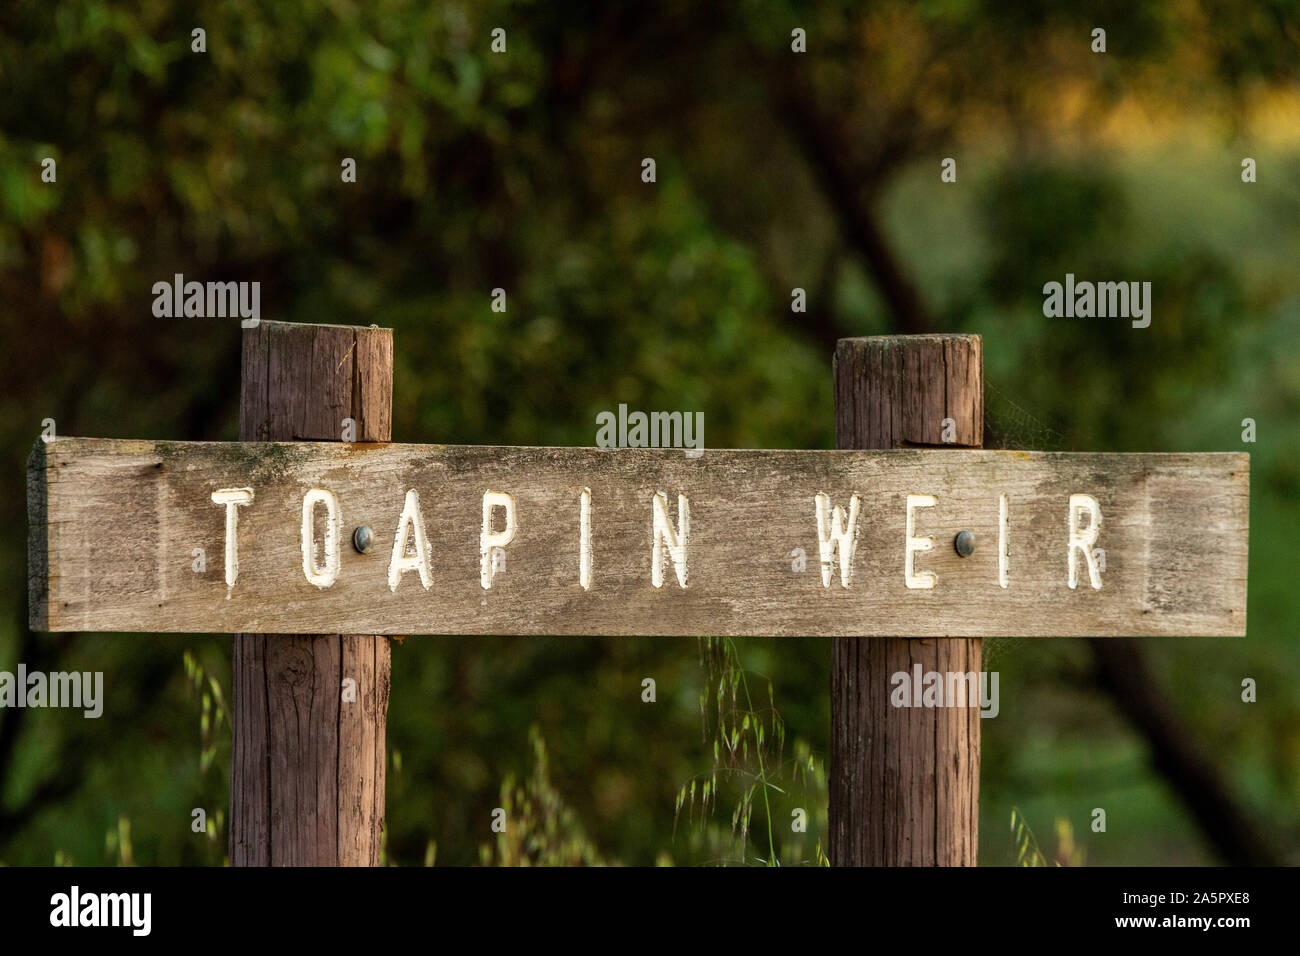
[[28, 438, 1247, 637]]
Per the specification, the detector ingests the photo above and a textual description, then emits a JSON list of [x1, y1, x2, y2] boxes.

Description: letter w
[[815, 493, 861, 588]]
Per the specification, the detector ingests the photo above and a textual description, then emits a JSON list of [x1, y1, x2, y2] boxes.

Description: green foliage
[[675, 638, 828, 866], [179, 650, 228, 863], [1010, 807, 1052, 867], [183, 650, 228, 776], [105, 815, 135, 867], [479, 726, 608, 867], [1010, 807, 1086, 867]]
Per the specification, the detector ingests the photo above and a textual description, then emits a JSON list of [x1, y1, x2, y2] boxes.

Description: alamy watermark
[[890, 665, 999, 718], [595, 403, 703, 456], [0, 665, 103, 718], [1042, 273, 1151, 328], [152, 273, 260, 327], [50, 886, 150, 936]]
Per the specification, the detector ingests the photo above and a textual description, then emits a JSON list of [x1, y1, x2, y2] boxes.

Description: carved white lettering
[[905, 494, 937, 589], [998, 493, 1009, 589], [389, 489, 433, 591], [579, 488, 592, 590], [211, 488, 254, 592], [651, 492, 689, 588], [480, 491, 517, 589], [815, 493, 861, 588], [301, 489, 341, 588], [1068, 494, 1103, 589]]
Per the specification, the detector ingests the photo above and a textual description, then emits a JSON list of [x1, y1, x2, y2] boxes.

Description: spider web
[[983, 381, 1064, 453]]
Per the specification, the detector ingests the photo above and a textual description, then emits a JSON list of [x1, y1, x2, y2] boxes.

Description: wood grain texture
[[831, 334, 975, 867], [231, 320, 391, 867], [29, 440, 1248, 638], [26, 443, 48, 631]]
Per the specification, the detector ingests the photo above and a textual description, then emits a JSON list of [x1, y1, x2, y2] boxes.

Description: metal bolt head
[[353, 525, 375, 554], [954, 530, 975, 558]]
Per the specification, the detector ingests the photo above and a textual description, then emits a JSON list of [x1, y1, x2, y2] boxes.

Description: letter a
[[389, 490, 433, 591]]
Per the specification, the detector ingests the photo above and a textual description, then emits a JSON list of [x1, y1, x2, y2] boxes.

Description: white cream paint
[[998, 493, 1010, 589], [814, 492, 861, 588], [480, 491, 517, 589], [203, 484, 1116, 598], [579, 487, 593, 590], [389, 489, 433, 592], [905, 494, 938, 589], [301, 488, 341, 589], [651, 492, 689, 588], [210, 488, 254, 592], [1068, 493, 1103, 590]]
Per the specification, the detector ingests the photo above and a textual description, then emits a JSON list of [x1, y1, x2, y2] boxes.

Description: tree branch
[[1089, 638, 1279, 865], [768, 73, 933, 335]]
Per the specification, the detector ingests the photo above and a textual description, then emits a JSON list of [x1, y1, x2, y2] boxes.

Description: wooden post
[[830, 334, 983, 866], [230, 320, 394, 866]]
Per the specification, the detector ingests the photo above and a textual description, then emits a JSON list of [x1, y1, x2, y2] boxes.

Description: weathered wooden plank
[[28, 439, 1249, 637]]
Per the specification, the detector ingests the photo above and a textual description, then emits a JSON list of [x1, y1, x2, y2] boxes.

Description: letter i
[[998, 493, 1009, 589], [579, 488, 592, 590]]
